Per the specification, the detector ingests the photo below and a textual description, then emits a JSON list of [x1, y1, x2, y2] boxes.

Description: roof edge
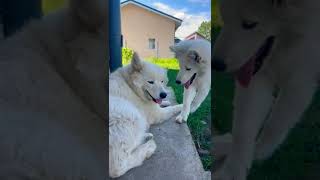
[[121, 0, 182, 28]]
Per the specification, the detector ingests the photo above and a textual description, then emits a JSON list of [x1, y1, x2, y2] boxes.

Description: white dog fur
[[0, 0, 108, 179], [170, 40, 211, 123], [109, 53, 182, 178], [213, 0, 320, 179]]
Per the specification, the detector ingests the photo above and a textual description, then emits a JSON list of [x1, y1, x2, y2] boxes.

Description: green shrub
[[122, 48, 180, 70], [146, 57, 179, 70], [122, 48, 134, 65], [42, 0, 66, 15]]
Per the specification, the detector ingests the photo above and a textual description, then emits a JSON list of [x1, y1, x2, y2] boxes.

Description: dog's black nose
[[160, 92, 167, 99], [176, 80, 181, 84], [212, 56, 226, 71]]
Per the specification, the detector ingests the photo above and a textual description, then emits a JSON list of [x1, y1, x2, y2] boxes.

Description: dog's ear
[[270, 0, 300, 20], [169, 45, 176, 52], [187, 50, 202, 63], [131, 52, 143, 72], [170, 44, 187, 54], [68, 0, 106, 32], [170, 45, 181, 55]]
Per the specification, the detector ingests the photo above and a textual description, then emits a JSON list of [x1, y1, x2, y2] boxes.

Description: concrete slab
[[114, 119, 211, 180]]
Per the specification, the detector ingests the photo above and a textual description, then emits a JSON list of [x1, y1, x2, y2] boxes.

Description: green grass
[[123, 57, 179, 70], [122, 57, 180, 70], [168, 70, 212, 170], [213, 72, 320, 179], [122, 48, 180, 70], [145, 58, 180, 70], [42, 0, 66, 15]]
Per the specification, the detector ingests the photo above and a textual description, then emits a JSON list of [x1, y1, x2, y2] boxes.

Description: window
[[148, 38, 156, 49]]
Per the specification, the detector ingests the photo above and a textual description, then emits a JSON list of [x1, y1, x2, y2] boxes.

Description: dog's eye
[[161, 80, 164, 83], [148, 81, 154, 84], [186, 67, 191, 71], [242, 20, 258, 30]]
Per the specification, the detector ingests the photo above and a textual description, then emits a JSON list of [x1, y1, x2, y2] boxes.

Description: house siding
[[121, 4, 176, 59]]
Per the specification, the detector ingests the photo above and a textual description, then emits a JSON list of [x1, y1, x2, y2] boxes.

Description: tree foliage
[[212, 0, 223, 42], [198, 21, 211, 41]]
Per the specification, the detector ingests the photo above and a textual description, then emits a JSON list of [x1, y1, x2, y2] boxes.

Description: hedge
[[122, 48, 179, 70]]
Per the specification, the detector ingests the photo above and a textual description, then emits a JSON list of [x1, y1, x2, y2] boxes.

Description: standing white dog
[[212, 0, 320, 179], [170, 40, 211, 123], [109, 53, 182, 178]]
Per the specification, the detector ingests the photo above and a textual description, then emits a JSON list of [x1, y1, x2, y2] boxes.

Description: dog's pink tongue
[[184, 80, 191, 89], [235, 57, 255, 88], [155, 99, 162, 104]]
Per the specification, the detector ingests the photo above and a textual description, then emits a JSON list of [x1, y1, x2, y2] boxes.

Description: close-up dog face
[[129, 54, 169, 104], [170, 40, 210, 89], [174, 50, 202, 89], [212, 0, 286, 86]]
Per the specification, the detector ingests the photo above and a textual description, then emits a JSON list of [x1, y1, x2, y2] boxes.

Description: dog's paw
[[175, 112, 188, 124], [145, 139, 156, 159], [144, 133, 154, 142], [160, 100, 171, 108], [175, 114, 184, 123]]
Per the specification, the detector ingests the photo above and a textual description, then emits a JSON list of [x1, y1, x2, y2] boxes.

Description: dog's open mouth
[[236, 36, 275, 88], [146, 91, 162, 104], [184, 73, 197, 89]]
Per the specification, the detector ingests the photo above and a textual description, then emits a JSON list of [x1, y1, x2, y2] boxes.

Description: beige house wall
[[121, 4, 176, 59]]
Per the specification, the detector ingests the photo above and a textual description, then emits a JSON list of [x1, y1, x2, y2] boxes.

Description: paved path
[[114, 119, 211, 180]]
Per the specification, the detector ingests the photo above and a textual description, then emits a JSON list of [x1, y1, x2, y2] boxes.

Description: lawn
[[42, 0, 66, 15], [122, 48, 180, 70], [213, 72, 320, 179], [167, 70, 212, 171]]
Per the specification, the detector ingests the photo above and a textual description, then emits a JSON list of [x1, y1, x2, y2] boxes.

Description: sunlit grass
[[122, 57, 180, 70], [168, 70, 212, 170], [42, 0, 66, 15], [122, 48, 180, 70]]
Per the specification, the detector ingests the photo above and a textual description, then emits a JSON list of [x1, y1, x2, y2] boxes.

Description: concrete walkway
[[115, 120, 211, 180]]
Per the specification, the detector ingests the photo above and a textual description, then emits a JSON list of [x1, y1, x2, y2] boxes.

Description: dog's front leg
[[190, 85, 210, 113], [152, 104, 183, 125], [214, 75, 274, 180], [255, 78, 316, 160], [176, 87, 196, 123]]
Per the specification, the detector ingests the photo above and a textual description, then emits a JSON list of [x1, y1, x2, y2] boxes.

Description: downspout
[[109, 0, 122, 72]]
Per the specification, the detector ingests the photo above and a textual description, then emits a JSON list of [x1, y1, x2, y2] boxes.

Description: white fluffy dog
[[109, 53, 182, 178], [170, 40, 211, 123], [0, 0, 108, 179], [213, 0, 320, 179]]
